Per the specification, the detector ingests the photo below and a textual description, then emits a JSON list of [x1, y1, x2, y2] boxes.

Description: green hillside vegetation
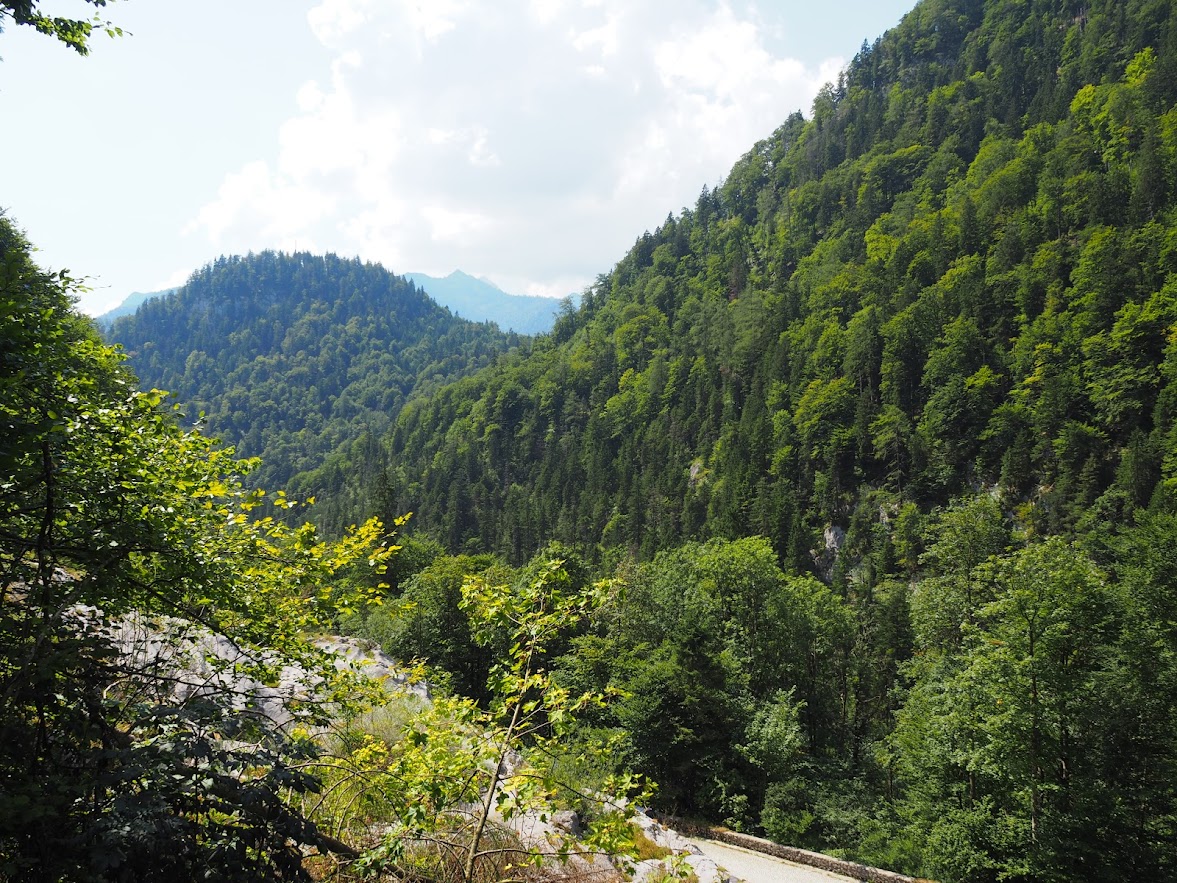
[[11, 0, 1177, 879], [97, 269, 570, 336], [108, 252, 524, 531], [381, 0, 1177, 566], [1, 217, 647, 881], [0, 215, 389, 880], [331, 0, 1177, 879]]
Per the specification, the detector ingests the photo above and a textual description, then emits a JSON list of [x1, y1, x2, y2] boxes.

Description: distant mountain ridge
[[405, 270, 573, 334], [94, 289, 176, 327], [99, 269, 571, 336]]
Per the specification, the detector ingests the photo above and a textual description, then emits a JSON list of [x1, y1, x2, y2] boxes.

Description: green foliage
[[894, 538, 1141, 881], [738, 690, 805, 780], [320, 560, 647, 883], [57, 0, 1177, 878], [0, 0, 123, 54], [369, 0, 1177, 570], [0, 217, 390, 881], [106, 251, 523, 536], [350, 2, 1177, 876], [542, 537, 865, 839], [348, 552, 507, 701]]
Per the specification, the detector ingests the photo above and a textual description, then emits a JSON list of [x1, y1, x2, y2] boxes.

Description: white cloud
[[183, 160, 335, 246], [421, 204, 495, 243], [641, 3, 835, 165], [158, 266, 198, 291], [427, 127, 461, 145], [405, 0, 470, 42], [572, 12, 620, 57], [306, 0, 370, 48], [185, 0, 844, 297], [528, 0, 567, 26], [467, 129, 501, 168]]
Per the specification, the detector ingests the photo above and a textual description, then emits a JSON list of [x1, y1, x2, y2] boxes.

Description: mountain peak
[[405, 271, 564, 334]]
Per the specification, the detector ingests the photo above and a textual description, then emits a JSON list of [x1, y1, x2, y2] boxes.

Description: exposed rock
[[630, 858, 671, 882], [497, 810, 618, 880], [68, 606, 427, 729], [313, 635, 431, 700], [680, 852, 738, 883], [552, 809, 583, 836], [629, 850, 739, 883], [630, 811, 702, 855], [824, 524, 845, 554], [810, 524, 847, 583]]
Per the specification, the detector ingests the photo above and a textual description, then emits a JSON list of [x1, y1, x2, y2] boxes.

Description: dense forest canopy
[[338, 0, 1177, 879], [0, 225, 640, 882], [375, 0, 1177, 568], [11, 0, 1177, 880], [108, 252, 525, 532], [0, 216, 399, 880]]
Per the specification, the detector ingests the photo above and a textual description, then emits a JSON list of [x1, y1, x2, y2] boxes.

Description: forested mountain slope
[[68, 0, 1177, 879], [337, 4, 1177, 879], [379, 0, 1177, 569], [98, 269, 569, 335], [108, 251, 523, 530]]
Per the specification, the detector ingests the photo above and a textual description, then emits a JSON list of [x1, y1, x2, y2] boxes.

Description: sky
[[0, 0, 916, 315]]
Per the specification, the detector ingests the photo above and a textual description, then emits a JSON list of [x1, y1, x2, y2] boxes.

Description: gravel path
[[688, 837, 864, 883]]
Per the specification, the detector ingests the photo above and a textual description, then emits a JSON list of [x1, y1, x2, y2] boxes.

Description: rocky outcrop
[[811, 523, 846, 582], [69, 606, 427, 728]]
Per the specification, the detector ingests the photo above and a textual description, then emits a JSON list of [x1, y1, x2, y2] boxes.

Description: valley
[[5, 0, 1177, 880]]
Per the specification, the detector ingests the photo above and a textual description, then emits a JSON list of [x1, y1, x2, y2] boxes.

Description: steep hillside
[[108, 251, 523, 531], [379, 0, 1177, 568], [332, 4, 1177, 878], [81, 1, 1177, 877]]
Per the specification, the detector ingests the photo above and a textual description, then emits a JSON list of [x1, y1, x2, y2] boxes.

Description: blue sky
[[0, 0, 915, 314]]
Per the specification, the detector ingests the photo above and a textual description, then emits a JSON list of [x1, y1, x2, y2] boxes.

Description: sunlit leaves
[[337, 561, 645, 881], [0, 217, 393, 879], [0, 0, 123, 55]]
